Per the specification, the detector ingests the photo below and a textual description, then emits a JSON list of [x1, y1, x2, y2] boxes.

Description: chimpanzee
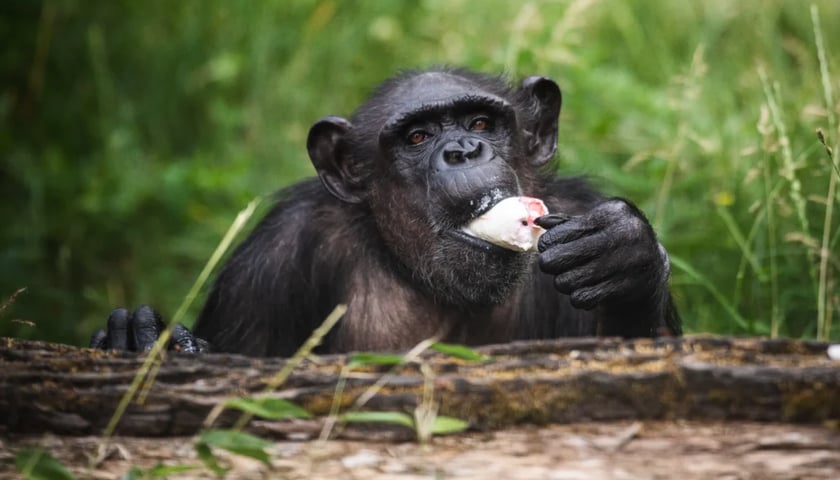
[[90, 67, 681, 357]]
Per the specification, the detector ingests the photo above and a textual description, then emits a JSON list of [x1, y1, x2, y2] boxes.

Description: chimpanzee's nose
[[443, 138, 486, 165]]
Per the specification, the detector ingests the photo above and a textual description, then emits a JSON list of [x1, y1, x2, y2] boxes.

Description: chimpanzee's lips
[[465, 188, 511, 219], [446, 229, 514, 254]]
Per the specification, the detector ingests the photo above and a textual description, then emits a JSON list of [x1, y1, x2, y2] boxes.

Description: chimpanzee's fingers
[[89, 329, 107, 349], [105, 308, 131, 351], [538, 232, 609, 274], [569, 276, 638, 311], [549, 254, 617, 295], [534, 213, 573, 229], [537, 217, 598, 251], [171, 323, 203, 353], [195, 337, 213, 353], [131, 305, 165, 352]]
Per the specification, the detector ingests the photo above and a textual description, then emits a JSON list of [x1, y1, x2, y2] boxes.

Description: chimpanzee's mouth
[[444, 187, 527, 254], [447, 204, 515, 255], [447, 229, 513, 254], [449, 192, 551, 255], [465, 188, 510, 219]]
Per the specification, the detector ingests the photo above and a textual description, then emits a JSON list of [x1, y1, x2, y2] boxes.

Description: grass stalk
[[818, 159, 837, 340], [762, 153, 782, 338], [715, 205, 765, 280], [731, 206, 768, 333], [318, 365, 350, 442], [93, 198, 261, 469], [669, 254, 753, 332], [315, 333, 443, 442], [812, 4, 838, 340], [221, 303, 347, 431], [759, 68, 819, 306], [138, 197, 262, 402]]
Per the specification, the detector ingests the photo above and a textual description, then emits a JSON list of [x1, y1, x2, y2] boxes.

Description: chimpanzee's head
[[307, 68, 562, 305]]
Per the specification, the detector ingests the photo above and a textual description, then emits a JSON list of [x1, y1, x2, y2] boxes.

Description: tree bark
[[1, 336, 838, 437]]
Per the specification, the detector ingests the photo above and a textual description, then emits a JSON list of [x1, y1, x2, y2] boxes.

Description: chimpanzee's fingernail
[[535, 213, 573, 229]]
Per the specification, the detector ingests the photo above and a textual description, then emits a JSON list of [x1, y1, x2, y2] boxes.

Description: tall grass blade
[[669, 254, 754, 332], [812, 4, 839, 340], [94, 198, 262, 467]]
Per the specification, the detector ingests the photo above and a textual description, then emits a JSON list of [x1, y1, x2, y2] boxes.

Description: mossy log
[[1, 336, 838, 437]]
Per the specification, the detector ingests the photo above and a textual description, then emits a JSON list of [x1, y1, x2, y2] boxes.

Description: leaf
[[341, 411, 415, 429], [431, 416, 470, 435], [195, 443, 229, 477], [347, 352, 405, 368], [430, 342, 488, 361], [224, 397, 312, 420], [121, 467, 143, 480], [197, 429, 272, 465], [15, 448, 75, 480], [122, 464, 197, 480], [145, 464, 198, 477]]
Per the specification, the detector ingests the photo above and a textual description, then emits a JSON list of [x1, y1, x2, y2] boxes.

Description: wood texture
[[1, 336, 838, 437]]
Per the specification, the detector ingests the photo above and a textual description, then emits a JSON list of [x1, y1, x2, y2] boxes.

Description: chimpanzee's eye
[[469, 116, 492, 132], [407, 130, 429, 145]]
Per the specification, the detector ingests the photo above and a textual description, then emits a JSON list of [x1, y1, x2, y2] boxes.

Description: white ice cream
[[462, 196, 548, 251]]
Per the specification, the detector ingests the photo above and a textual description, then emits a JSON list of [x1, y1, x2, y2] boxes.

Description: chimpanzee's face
[[307, 69, 562, 305], [363, 74, 532, 304]]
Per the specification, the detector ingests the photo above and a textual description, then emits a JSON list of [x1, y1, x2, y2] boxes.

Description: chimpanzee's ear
[[307, 116, 364, 204], [520, 76, 562, 166]]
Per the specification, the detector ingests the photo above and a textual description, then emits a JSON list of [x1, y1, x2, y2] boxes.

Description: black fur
[[94, 68, 682, 357]]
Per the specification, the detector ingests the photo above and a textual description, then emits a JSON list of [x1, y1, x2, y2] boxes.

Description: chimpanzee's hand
[[89, 305, 210, 353], [535, 198, 670, 312]]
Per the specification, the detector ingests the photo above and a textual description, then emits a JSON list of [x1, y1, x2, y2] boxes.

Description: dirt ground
[[3, 421, 839, 479]]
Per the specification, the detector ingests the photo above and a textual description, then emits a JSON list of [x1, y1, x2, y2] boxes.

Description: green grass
[[1, 0, 839, 343]]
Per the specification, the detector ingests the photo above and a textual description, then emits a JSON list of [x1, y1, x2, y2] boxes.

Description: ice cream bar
[[461, 196, 548, 251]]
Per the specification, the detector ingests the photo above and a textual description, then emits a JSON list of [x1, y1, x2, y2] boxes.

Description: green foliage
[[427, 415, 470, 435], [195, 443, 230, 478], [342, 411, 416, 429], [196, 429, 272, 469], [347, 352, 406, 368], [123, 464, 198, 480], [224, 396, 312, 420], [430, 342, 489, 361], [2, 0, 839, 343], [341, 411, 469, 436], [15, 448, 75, 480]]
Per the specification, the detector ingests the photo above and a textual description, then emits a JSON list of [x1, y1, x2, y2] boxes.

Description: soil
[[3, 421, 839, 479]]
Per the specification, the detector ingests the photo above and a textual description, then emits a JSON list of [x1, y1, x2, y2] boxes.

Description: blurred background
[[2, 0, 839, 346]]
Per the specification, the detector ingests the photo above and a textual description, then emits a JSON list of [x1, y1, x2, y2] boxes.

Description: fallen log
[[1, 336, 838, 437]]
